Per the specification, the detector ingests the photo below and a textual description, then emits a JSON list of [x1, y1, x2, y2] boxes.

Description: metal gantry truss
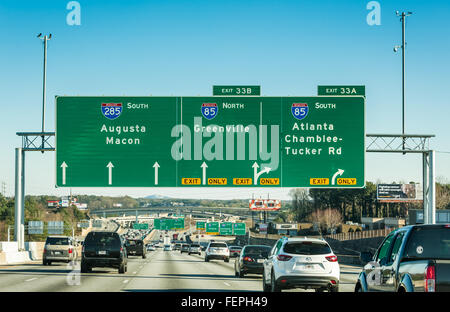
[[16, 132, 55, 151], [366, 134, 434, 153]]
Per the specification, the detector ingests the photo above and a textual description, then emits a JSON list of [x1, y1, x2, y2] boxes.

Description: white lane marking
[[25, 278, 38, 282], [123, 280, 129, 284], [223, 282, 231, 287]]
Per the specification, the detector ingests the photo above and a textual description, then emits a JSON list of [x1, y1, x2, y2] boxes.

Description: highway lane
[[0, 248, 360, 292]]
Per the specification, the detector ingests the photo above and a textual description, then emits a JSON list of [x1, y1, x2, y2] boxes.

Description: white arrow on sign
[[107, 162, 114, 185], [60, 162, 68, 185], [153, 162, 160, 185], [331, 169, 345, 185], [252, 162, 271, 185], [201, 162, 208, 185]]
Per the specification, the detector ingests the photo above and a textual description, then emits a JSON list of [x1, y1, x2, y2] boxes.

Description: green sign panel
[[318, 86, 365, 96], [206, 222, 219, 235], [219, 222, 233, 235], [133, 223, 148, 230], [56, 96, 365, 188], [173, 218, 185, 229], [153, 218, 160, 229], [213, 85, 261, 96], [154, 218, 183, 230], [233, 223, 246, 236], [196, 221, 206, 230]]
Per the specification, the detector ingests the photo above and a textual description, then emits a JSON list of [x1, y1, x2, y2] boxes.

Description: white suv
[[262, 237, 340, 292], [205, 241, 230, 262]]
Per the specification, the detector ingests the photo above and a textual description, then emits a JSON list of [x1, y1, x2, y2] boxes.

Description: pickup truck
[[355, 224, 450, 292]]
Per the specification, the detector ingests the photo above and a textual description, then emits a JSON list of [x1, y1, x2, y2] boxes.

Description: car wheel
[[330, 286, 339, 293], [271, 272, 281, 292], [355, 283, 363, 292], [42, 260, 47, 266], [47, 261, 52, 266], [81, 262, 88, 273], [224, 258, 229, 263], [205, 257, 209, 262], [118, 263, 125, 274], [142, 253, 146, 259]]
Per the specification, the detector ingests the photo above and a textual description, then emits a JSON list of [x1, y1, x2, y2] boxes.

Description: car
[[81, 231, 127, 274], [125, 239, 146, 258], [43, 236, 78, 265], [235, 245, 272, 278], [205, 241, 229, 262], [180, 243, 190, 253], [262, 237, 340, 292], [188, 243, 202, 255], [229, 246, 243, 258], [174, 243, 182, 251], [146, 244, 156, 251], [355, 224, 450, 292], [163, 244, 172, 251]]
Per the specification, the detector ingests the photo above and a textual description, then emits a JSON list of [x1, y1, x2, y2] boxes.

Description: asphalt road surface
[[0, 248, 361, 292]]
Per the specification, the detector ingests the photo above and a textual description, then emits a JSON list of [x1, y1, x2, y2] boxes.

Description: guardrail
[[325, 228, 394, 241]]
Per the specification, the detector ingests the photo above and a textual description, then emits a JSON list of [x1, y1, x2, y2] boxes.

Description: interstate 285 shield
[[101, 103, 123, 120], [201, 103, 218, 120], [291, 103, 309, 120]]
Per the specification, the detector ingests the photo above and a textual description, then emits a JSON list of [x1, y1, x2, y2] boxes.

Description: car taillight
[[326, 255, 338, 262], [243, 256, 254, 262], [277, 254, 292, 261], [44, 249, 46, 254], [68, 248, 73, 254], [425, 265, 436, 292]]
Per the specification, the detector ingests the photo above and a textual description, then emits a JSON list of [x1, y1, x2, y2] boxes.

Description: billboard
[[249, 199, 281, 211], [377, 184, 423, 202]]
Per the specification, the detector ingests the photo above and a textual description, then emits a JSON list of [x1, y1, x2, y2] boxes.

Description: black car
[[235, 245, 272, 278], [125, 239, 146, 258], [81, 231, 127, 274]]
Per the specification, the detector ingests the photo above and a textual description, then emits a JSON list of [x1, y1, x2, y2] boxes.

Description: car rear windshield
[[210, 243, 227, 248], [190, 244, 200, 247], [283, 241, 331, 255], [85, 232, 121, 247], [46, 237, 69, 245], [243, 246, 271, 257], [127, 240, 142, 246], [404, 226, 450, 260]]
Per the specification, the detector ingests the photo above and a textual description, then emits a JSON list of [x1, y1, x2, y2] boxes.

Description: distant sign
[[249, 199, 281, 211], [219, 222, 233, 235], [196, 221, 206, 230], [233, 223, 246, 235], [206, 222, 219, 235], [28, 221, 44, 234], [259, 223, 268, 234], [318, 85, 365, 96], [133, 223, 149, 230], [47, 221, 64, 234], [377, 184, 423, 202]]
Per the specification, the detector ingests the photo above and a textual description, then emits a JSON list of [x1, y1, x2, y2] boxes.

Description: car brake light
[[326, 255, 338, 262], [68, 248, 73, 254], [425, 265, 436, 292], [445, 224, 450, 228], [277, 254, 292, 261], [243, 256, 254, 262]]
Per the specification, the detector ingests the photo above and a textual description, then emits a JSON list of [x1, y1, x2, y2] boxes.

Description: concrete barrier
[[25, 242, 45, 261], [0, 241, 46, 265]]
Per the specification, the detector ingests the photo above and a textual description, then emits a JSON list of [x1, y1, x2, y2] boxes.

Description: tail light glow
[[243, 256, 254, 262], [425, 265, 436, 292], [68, 248, 73, 254], [277, 254, 292, 261], [326, 255, 338, 262]]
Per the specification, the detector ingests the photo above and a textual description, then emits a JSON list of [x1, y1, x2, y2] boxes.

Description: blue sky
[[0, 0, 449, 200]]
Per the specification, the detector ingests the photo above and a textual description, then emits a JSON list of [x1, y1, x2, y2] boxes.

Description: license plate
[[98, 251, 107, 255], [257, 259, 265, 263], [54, 251, 62, 255]]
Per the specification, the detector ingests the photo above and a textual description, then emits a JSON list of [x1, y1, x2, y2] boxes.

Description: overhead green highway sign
[[196, 221, 206, 230], [56, 96, 365, 188], [318, 86, 365, 96], [133, 223, 148, 230], [213, 85, 261, 96], [219, 222, 233, 235], [206, 222, 219, 235], [233, 223, 246, 235]]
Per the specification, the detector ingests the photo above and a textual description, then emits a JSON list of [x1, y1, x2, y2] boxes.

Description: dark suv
[[125, 239, 146, 258], [81, 231, 127, 274]]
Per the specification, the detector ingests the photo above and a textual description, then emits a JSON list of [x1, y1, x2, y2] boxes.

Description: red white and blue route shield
[[101, 103, 123, 120], [291, 103, 309, 120], [201, 103, 218, 120]]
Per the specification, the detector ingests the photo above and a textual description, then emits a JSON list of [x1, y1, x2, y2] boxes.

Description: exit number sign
[[318, 86, 365, 96], [213, 85, 261, 96]]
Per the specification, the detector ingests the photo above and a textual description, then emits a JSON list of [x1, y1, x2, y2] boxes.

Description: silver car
[[43, 236, 78, 265], [188, 243, 201, 255]]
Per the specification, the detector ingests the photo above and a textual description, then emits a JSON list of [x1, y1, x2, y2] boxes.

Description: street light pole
[[37, 33, 51, 152], [394, 12, 412, 154]]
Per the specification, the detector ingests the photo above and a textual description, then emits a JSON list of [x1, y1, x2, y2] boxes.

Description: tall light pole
[[37, 33, 51, 152], [394, 12, 412, 154]]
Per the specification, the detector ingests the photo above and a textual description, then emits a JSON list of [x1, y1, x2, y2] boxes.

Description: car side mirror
[[360, 251, 373, 263]]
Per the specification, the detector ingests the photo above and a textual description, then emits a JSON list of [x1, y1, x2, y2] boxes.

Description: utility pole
[[394, 12, 412, 154]]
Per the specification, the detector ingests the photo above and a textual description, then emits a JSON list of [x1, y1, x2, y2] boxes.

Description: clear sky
[[0, 0, 449, 200]]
